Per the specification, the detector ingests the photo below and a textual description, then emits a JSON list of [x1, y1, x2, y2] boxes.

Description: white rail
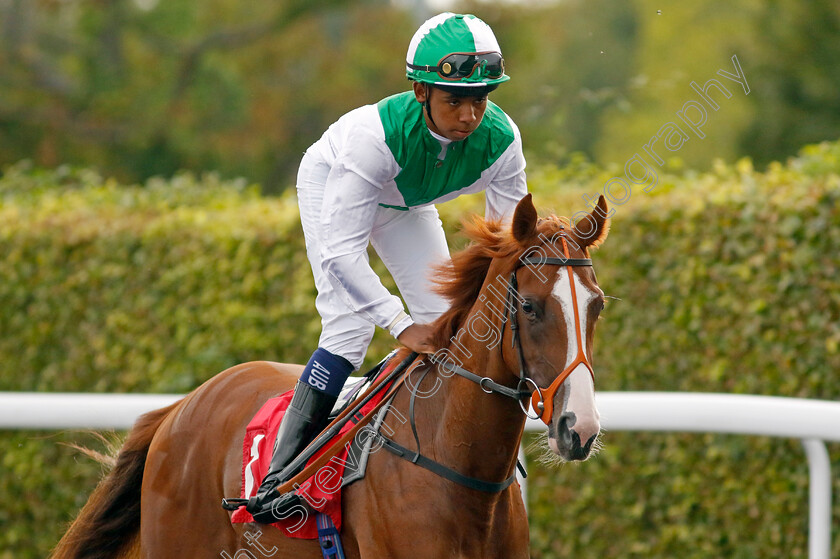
[[2, 391, 837, 558], [0, 393, 182, 429], [526, 392, 840, 559]]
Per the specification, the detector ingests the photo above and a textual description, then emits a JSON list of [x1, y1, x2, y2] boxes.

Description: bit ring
[[517, 377, 543, 420]]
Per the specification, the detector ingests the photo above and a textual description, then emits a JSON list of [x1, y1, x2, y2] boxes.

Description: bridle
[[430, 231, 595, 425], [506, 234, 595, 424], [384, 231, 597, 492], [222, 236, 599, 509], [332, 230, 598, 496]]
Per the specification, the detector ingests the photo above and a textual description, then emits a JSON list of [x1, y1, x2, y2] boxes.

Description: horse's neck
[[412, 337, 526, 486]]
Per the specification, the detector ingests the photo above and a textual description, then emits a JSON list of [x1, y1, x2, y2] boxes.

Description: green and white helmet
[[406, 13, 509, 88]]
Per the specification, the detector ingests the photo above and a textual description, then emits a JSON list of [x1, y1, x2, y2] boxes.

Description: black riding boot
[[246, 380, 337, 523]]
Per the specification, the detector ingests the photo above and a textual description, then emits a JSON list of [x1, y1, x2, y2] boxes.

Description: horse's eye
[[521, 300, 535, 314]]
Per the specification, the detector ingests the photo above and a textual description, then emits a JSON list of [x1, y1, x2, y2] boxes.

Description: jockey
[[247, 12, 528, 520]]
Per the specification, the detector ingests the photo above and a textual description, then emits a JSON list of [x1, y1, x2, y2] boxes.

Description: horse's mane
[[430, 213, 573, 347]]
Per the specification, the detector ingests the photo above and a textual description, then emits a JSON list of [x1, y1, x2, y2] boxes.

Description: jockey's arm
[[318, 155, 414, 340], [484, 124, 528, 222]]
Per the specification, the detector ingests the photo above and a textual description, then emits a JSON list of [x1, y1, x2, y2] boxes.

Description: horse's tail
[[50, 400, 182, 559]]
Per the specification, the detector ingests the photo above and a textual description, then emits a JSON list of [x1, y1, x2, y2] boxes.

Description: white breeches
[[296, 151, 450, 369]]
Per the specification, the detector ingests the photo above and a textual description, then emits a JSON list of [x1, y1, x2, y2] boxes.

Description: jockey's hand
[[397, 323, 438, 355]]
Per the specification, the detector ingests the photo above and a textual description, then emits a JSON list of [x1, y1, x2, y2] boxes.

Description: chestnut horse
[[51, 193, 609, 559]]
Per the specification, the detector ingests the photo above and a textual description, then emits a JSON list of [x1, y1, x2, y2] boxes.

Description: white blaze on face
[[550, 269, 601, 445]]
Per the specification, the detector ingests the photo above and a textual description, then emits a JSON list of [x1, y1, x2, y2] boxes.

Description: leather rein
[[226, 235, 597, 505], [376, 233, 596, 492], [430, 233, 595, 424]]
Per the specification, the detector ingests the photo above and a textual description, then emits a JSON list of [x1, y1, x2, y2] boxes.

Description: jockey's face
[[413, 82, 488, 142]]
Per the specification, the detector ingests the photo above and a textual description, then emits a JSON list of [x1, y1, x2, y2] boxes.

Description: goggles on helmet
[[408, 52, 504, 81]]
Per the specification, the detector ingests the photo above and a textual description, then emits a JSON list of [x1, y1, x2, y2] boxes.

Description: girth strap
[[316, 512, 346, 559]]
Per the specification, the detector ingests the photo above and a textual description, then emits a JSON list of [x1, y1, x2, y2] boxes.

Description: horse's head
[[431, 194, 609, 462], [505, 194, 610, 461]]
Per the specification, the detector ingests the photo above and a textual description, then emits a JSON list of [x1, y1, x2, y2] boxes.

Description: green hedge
[[1, 141, 839, 557], [526, 141, 840, 558], [1, 167, 316, 393]]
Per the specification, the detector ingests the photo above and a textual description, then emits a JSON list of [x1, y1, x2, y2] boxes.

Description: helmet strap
[[424, 84, 437, 131]]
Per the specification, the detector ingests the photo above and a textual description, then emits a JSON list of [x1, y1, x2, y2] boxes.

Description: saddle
[[229, 354, 399, 539]]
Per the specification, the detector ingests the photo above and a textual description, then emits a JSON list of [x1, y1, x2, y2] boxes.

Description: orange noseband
[[511, 236, 595, 425]]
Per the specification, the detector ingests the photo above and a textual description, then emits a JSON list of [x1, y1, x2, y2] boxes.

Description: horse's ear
[[571, 195, 610, 249], [511, 194, 538, 245]]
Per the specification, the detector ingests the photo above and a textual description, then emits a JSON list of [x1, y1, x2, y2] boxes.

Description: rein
[[225, 234, 598, 507], [223, 352, 420, 511], [377, 234, 596, 493], [377, 359, 525, 494], [433, 233, 595, 424], [268, 352, 419, 494]]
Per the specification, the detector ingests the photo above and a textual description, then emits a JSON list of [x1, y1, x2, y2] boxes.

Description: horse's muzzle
[[549, 412, 599, 461]]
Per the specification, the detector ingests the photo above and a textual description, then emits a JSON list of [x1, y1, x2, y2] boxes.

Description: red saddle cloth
[[230, 379, 389, 539]]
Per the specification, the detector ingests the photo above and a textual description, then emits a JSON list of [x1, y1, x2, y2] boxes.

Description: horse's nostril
[[557, 413, 590, 460], [582, 434, 596, 454], [559, 418, 573, 447], [558, 413, 577, 446], [558, 413, 576, 432]]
